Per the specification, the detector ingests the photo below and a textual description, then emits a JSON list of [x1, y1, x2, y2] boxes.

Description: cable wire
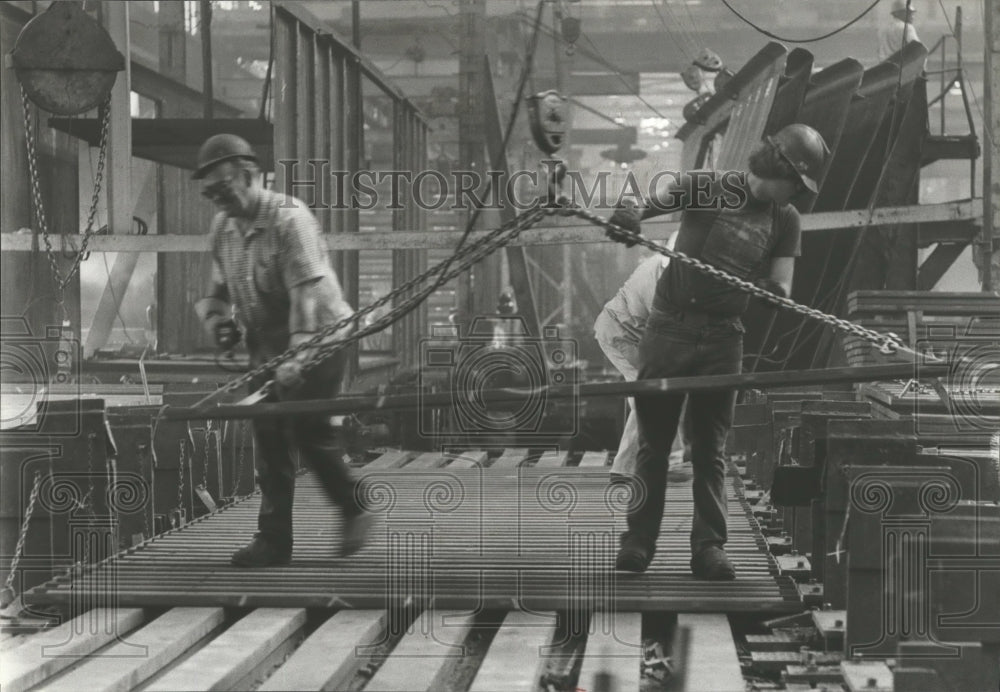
[[720, 0, 884, 44], [569, 97, 630, 127], [580, 32, 670, 120], [649, 0, 695, 61]]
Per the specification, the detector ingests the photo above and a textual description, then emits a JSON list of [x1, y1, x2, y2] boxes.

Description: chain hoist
[[20, 86, 112, 319], [0, 470, 42, 609]]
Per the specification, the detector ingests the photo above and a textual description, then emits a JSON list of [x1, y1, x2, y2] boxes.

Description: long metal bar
[[1, 201, 981, 253], [164, 363, 948, 421]]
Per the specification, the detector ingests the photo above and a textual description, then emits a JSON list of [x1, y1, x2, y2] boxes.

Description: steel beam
[[2, 201, 981, 253]]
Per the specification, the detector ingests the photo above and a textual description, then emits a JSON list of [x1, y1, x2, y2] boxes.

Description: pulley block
[[11, 1, 125, 115], [527, 90, 570, 155]]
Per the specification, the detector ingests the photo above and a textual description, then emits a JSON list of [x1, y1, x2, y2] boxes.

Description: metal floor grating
[[25, 467, 799, 613]]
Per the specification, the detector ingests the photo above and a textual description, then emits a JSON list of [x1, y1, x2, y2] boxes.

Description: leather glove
[[212, 318, 243, 351], [606, 201, 644, 247], [274, 360, 305, 392], [754, 278, 787, 299]]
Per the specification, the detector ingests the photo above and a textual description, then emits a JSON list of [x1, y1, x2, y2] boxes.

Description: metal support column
[[456, 0, 494, 332], [84, 0, 134, 357], [982, 0, 998, 293], [104, 0, 131, 238]]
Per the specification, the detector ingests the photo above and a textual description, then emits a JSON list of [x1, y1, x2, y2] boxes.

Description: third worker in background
[[878, 0, 920, 63], [594, 234, 693, 479]]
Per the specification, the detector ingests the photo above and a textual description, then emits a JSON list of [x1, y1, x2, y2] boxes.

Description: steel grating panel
[[25, 469, 800, 612]]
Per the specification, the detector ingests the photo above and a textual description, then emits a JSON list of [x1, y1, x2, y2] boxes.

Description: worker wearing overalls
[[193, 134, 374, 567], [606, 124, 828, 579]]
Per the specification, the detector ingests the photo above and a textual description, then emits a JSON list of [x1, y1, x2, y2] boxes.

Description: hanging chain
[[177, 438, 187, 515], [21, 87, 112, 308], [200, 205, 547, 404], [3, 470, 43, 599], [195, 199, 921, 412], [563, 206, 913, 357], [78, 432, 97, 565], [138, 443, 151, 541], [232, 420, 248, 497], [201, 422, 212, 490]]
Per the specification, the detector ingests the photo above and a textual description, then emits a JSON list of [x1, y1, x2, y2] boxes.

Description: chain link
[[21, 87, 113, 309], [232, 421, 249, 497], [177, 438, 187, 515], [201, 422, 212, 490], [566, 206, 912, 357], [196, 199, 916, 411], [69, 433, 99, 566], [4, 471, 43, 594], [138, 444, 151, 540], [199, 205, 547, 405]]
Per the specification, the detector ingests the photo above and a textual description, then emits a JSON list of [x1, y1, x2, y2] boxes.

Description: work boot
[[615, 532, 655, 573], [690, 545, 736, 580], [230, 535, 292, 567], [341, 510, 378, 557]]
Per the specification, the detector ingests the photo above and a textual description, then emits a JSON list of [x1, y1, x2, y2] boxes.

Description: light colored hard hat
[[193, 133, 258, 180]]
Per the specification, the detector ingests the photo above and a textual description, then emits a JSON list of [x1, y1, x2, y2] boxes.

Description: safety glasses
[[201, 176, 237, 201]]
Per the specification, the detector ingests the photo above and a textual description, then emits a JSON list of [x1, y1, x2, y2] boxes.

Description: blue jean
[[625, 306, 743, 554], [249, 350, 362, 549]]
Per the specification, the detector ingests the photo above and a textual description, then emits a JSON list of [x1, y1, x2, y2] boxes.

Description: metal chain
[[138, 444, 151, 540], [200, 205, 547, 403], [177, 438, 187, 515], [197, 199, 916, 412], [566, 206, 912, 357], [201, 422, 212, 490], [232, 420, 248, 496], [80, 432, 97, 565], [4, 471, 43, 594], [21, 87, 113, 305]]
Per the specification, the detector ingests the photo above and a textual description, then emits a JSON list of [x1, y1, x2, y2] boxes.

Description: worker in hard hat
[[878, 0, 920, 63], [593, 234, 693, 479], [192, 133, 375, 568], [605, 123, 829, 580]]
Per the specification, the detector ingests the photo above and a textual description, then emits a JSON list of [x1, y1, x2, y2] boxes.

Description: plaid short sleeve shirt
[[209, 188, 354, 351]]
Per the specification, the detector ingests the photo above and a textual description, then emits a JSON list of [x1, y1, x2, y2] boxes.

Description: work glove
[[274, 360, 305, 395], [606, 201, 644, 247], [754, 278, 787, 299], [212, 318, 243, 351]]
